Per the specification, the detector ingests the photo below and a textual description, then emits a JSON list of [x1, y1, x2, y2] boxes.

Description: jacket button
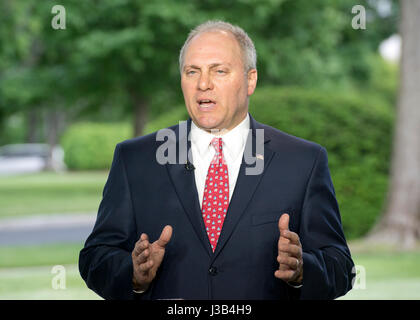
[[208, 267, 218, 276]]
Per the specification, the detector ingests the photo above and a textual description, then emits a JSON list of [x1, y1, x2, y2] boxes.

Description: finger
[[278, 261, 289, 271], [140, 239, 150, 249], [278, 215, 290, 248], [278, 213, 289, 233], [134, 248, 150, 266], [280, 230, 301, 246], [133, 238, 150, 256], [277, 239, 290, 257], [156, 225, 173, 248], [274, 269, 295, 281], [278, 234, 290, 247], [278, 243, 301, 258], [134, 233, 149, 248], [277, 256, 300, 270], [138, 259, 154, 273], [135, 233, 149, 247]]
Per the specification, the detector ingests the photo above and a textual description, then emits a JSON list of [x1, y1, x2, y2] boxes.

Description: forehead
[[184, 30, 242, 67]]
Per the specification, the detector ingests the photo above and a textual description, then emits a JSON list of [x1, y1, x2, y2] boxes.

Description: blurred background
[[0, 0, 419, 300]]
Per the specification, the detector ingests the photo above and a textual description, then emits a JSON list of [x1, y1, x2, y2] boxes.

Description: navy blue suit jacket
[[79, 113, 354, 300]]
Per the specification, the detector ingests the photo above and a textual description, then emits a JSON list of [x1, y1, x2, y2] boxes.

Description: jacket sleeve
[[79, 143, 138, 300], [298, 146, 355, 299]]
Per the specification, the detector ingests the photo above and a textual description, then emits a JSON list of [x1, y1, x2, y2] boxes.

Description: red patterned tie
[[201, 137, 230, 252]]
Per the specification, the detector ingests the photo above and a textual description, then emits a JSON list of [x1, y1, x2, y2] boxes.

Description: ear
[[247, 69, 258, 96]]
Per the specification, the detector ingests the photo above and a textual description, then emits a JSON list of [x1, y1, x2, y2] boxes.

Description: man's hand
[[274, 214, 303, 284], [131, 225, 173, 292]]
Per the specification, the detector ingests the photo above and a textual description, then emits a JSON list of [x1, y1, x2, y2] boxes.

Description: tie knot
[[210, 137, 223, 153]]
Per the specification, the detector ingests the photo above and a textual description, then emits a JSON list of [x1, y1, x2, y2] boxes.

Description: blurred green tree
[[0, 1, 76, 167], [0, 0, 399, 139], [368, 0, 420, 248]]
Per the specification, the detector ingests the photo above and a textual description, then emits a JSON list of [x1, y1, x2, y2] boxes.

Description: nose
[[198, 71, 213, 91]]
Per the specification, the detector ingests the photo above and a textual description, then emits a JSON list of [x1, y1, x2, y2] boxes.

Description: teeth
[[200, 99, 212, 103]]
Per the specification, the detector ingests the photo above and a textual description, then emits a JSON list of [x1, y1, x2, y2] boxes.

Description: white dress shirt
[[190, 113, 250, 209]]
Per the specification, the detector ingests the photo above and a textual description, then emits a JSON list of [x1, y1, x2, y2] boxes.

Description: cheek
[[218, 80, 243, 103], [233, 82, 248, 104]]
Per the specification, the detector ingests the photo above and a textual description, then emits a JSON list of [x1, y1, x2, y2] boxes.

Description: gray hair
[[179, 20, 257, 73]]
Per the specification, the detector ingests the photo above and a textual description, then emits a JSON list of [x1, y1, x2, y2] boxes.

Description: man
[[79, 20, 355, 300]]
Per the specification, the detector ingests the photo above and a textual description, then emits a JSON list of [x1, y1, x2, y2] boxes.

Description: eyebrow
[[184, 63, 231, 71]]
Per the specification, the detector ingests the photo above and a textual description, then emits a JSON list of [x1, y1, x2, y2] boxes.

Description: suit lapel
[[165, 119, 213, 256], [211, 114, 274, 261]]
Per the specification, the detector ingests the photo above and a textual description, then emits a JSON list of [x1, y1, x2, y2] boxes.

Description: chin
[[194, 115, 220, 129]]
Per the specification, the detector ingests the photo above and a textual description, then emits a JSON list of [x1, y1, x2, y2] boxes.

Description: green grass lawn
[[0, 171, 108, 218], [0, 243, 102, 300], [0, 264, 101, 300], [339, 251, 420, 300], [0, 242, 419, 300]]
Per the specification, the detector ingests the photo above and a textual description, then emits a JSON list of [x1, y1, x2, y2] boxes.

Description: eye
[[186, 70, 197, 75], [216, 70, 226, 74]]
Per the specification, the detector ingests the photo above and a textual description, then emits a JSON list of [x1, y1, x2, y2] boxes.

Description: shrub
[[248, 87, 394, 239], [61, 122, 131, 170], [144, 107, 189, 134]]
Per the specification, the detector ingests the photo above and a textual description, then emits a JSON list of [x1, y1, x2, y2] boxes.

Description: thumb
[[278, 213, 290, 234], [156, 225, 173, 248]]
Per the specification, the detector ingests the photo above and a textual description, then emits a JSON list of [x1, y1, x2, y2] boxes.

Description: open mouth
[[197, 99, 216, 110]]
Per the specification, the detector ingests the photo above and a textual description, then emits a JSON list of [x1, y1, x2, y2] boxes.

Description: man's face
[[181, 31, 257, 133]]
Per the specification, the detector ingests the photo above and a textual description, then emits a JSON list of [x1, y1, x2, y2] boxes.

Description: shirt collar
[[190, 113, 250, 161]]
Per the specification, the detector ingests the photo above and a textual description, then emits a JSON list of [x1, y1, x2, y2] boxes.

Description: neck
[[199, 112, 248, 136]]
